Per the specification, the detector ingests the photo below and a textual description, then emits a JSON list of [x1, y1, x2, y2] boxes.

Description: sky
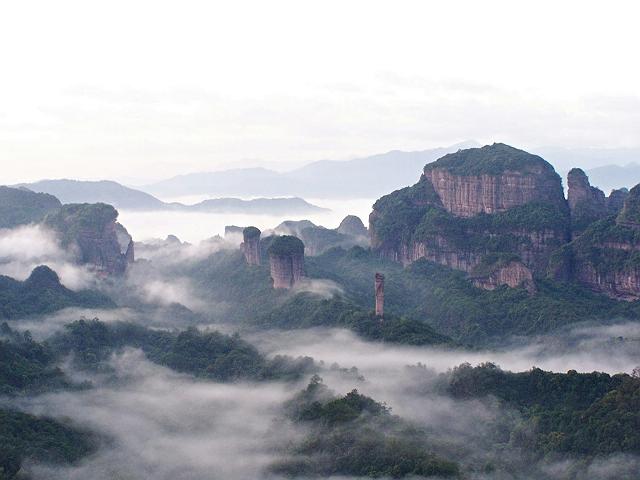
[[1, 0, 639, 184]]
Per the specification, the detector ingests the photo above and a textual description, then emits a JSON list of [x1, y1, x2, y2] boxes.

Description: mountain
[[532, 146, 640, 173], [187, 197, 328, 214], [370, 143, 640, 299], [0, 265, 114, 318], [44, 203, 135, 275], [584, 163, 640, 193], [0, 186, 61, 228], [16, 179, 165, 210], [142, 141, 480, 199], [15, 179, 327, 214]]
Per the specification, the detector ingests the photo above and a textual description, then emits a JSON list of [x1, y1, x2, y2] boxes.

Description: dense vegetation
[[50, 318, 316, 381], [271, 376, 460, 478], [0, 186, 61, 229], [0, 324, 73, 395], [0, 266, 115, 319], [262, 293, 452, 346], [307, 247, 640, 344], [44, 202, 119, 247], [446, 363, 640, 456], [0, 409, 97, 479], [181, 243, 640, 345], [422, 143, 556, 176], [616, 184, 640, 226], [267, 234, 305, 256]]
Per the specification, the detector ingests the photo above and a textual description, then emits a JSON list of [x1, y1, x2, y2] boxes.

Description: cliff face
[[370, 144, 569, 291], [422, 144, 566, 217], [268, 235, 305, 289], [567, 168, 608, 236], [45, 203, 134, 275], [242, 227, 261, 265], [471, 259, 536, 294], [560, 185, 640, 300]]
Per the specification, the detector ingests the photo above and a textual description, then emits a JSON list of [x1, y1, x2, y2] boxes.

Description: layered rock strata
[[242, 226, 261, 265], [45, 203, 134, 275], [268, 235, 305, 289]]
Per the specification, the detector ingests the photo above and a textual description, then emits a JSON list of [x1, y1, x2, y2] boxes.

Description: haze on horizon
[[1, 0, 639, 184]]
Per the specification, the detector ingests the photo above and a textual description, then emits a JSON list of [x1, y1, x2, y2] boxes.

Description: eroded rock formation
[[268, 235, 305, 289], [374, 272, 384, 317], [471, 258, 536, 294], [370, 144, 570, 292], [422, 144, 566, 217], [45, 203, 134, 275], [567, 168, 608, 236], [242, 226, 261, 265]]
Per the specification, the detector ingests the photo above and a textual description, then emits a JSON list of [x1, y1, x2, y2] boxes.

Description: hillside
[[0, 186, 61, 228], [0, 266, 114, 319]]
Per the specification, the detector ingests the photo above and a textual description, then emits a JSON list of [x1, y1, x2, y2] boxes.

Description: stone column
[[375, 272, 384, 318]]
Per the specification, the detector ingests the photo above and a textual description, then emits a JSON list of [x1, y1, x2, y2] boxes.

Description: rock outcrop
[[337, 215, 368, 238], [44, 203, 134, 275], [471, 256, 536, 294], [242, 226, 261, 265], [422, 144, 566, 217], [268, 235, 305, 289], [567, 168, 608, 236], [374, 273, 384, 317], [607, 188, 629, 215], [272, 217, 369, 256], [370, 144, 640, 299], [370, 144, 570, 291]]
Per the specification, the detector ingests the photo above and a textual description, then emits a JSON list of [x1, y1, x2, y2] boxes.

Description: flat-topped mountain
[[422, 143, 566, 217], [370, 143, 640, 299]]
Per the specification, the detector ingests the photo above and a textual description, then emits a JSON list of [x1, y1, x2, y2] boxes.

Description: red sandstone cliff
[[268, 235, 305, 289], [45, 203, 134, 275]]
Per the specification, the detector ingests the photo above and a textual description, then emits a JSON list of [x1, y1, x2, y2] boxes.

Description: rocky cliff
[[44, 203, 134, 275], [370, 144, 569, 291], [422, 144, 566, 217], [242, 226, 261, 265], [557, 185, 640, 299], [268, 235, 305, 289], [370, 143, 640, 299]]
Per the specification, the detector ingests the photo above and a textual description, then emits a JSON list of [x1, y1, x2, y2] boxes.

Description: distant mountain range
[[584, 163, 640, 193], [14, 180, 327, 214], [16, 142, 640, 206], [140, 141, 481, 199]]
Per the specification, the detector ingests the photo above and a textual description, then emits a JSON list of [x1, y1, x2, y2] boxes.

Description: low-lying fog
[[8, 317, 640, 480], [118, 198, 375, 242]]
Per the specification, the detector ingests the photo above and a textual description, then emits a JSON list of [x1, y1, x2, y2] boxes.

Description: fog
[[118, 198, 374, 243], [6, 316, 639, 479], [14, 349, 301, 480], [249, 323, 640, 379], [0, 224, 95, 290]]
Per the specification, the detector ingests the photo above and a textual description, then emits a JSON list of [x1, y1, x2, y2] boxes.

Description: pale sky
[[1, 0, 639, 184]]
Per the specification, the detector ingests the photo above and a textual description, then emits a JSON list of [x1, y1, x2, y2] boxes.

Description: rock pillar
[[375, 272, 384, 317]]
